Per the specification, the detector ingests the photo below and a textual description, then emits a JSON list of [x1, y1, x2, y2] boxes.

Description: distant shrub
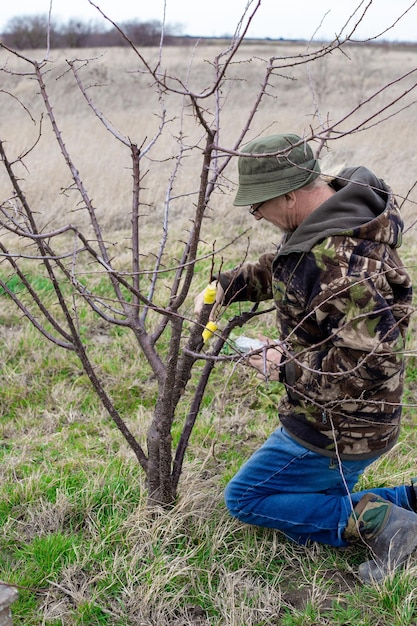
[[1, 14, 181, 49]]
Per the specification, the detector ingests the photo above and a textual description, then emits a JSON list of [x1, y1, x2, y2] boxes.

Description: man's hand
[[194, 281, 225, 321], [248, 335, 282, 381]]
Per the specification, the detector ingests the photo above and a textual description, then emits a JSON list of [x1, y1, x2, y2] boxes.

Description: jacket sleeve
[[217, 252, 276, 304]]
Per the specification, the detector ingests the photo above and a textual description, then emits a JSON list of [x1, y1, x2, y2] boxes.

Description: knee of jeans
[[224, 480, 234, 508], [224, 478, 248, 519]]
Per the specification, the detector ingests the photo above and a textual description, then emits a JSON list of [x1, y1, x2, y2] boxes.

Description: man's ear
[[285, 191, 297, 208]]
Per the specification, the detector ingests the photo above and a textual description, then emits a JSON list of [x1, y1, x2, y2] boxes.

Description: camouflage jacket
[[219, 167, 413, 459]]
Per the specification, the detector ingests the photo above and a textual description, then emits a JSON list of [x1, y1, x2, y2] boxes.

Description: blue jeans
[[224, 427, 414, 547]]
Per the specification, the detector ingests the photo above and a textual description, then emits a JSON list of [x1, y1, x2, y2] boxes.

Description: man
[[197, 133, 417, 583]]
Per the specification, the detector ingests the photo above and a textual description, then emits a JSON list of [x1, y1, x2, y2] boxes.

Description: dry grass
[[1, 302, 417, 624], [1, 42, 417, 232]]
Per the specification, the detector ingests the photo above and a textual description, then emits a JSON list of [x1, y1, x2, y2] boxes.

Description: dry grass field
[[1, 41, 417, 228], [1, 39, 417, 625]]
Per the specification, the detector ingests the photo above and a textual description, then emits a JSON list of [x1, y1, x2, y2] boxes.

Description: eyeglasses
[[249, 201, 265, 216]]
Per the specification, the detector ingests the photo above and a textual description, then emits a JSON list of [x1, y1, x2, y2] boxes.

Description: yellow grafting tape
[[202, 320, 218, 343], [203, 283, 217, 305]]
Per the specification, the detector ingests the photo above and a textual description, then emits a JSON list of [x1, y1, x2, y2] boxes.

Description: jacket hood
[[279, 166, 404, 256]]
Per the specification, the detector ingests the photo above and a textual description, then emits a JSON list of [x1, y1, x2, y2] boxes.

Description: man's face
[[250, 194, 296, 233]]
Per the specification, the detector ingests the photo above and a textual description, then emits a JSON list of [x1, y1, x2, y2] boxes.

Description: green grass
[[0, 263, 417, 625]]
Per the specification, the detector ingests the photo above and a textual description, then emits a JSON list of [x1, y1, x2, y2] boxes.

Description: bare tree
[[2, 14, 59, 49], [59, 18, 99, 48], [0, 0, 417, 507], [1, 14, 180, 49]]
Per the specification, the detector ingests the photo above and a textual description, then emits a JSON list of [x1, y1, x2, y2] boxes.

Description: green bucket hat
[[233, 133, 321, 206]]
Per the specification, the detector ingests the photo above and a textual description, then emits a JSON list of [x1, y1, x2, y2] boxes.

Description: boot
[[344, 493, 417, 583]]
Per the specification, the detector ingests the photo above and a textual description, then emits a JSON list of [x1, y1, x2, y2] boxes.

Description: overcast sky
[[1, 0, 416, 41]]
